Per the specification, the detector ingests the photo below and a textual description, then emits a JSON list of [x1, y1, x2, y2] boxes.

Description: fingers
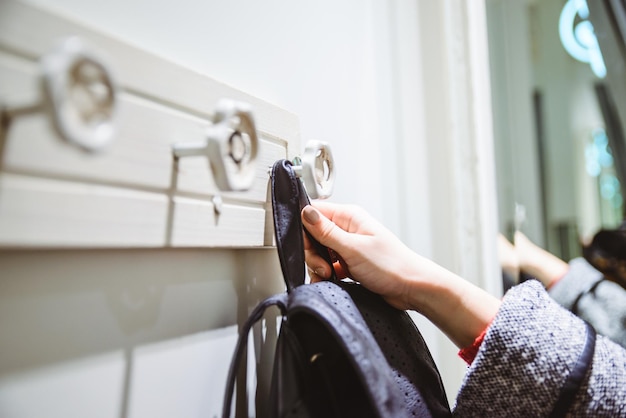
[[310, 201, 376, 235], [303, 245, 333, 279], [302, 227, 333, 279], [309, 261, 347, 283], [302, 204, 357, 280], [307, 267, 326, 283], [302, 205, 351, 255], [309, 201, 357, 231]]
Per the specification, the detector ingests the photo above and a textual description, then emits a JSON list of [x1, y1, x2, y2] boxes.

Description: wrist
[[401, 254, 460, 313], [403, 258, 501, 348], [522, 256, 569, 288]]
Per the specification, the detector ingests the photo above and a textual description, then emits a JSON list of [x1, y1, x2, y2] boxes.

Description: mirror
[[486, 0, 625, 267]]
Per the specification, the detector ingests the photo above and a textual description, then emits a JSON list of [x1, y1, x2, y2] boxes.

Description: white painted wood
[[0, 247, 284, 418], [0, 351, 126, 418], [464, 0, 502, 298], [0, 0, 297, 248], [0, 173, 272, 247], [170, 196, 267, 248]]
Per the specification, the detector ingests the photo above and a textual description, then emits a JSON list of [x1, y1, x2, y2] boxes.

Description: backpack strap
[[270, 159, 335, 292], [548, 321, 596, 418], [221, 293, 288, 418]]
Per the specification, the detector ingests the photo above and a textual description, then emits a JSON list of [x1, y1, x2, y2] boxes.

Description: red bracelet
[[458, 327, 489, 365]]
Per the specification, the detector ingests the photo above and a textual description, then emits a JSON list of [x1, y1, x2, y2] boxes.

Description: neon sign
[[559, 0, 607, 78]]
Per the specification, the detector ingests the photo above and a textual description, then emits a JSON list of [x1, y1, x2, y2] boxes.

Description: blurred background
[[488, 0, 625, 261]]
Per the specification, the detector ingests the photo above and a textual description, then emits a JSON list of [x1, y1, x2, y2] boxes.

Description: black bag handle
[[548, 322, 596, 418], [271, 159, 335, 292], [221, 293, 288, 418], [222, 160, 340, 417]]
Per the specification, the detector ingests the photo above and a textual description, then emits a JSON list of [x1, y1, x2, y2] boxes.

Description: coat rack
[[0, 20, 335, 249]]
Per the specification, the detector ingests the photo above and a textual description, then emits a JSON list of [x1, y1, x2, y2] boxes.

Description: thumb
[[301, 205, 350, 253]]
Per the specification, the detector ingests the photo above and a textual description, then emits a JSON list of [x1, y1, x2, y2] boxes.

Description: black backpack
[[222, 160, 451, 417]]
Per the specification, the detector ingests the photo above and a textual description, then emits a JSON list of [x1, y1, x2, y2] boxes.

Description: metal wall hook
[[293, 140, 335, 199], [172, 98, 259, 192], [1, 37, 119, 152]]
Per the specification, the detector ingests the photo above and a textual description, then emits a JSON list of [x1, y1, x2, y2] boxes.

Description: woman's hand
[[301, 202, 422, 310], [301, 202, 501, 348]]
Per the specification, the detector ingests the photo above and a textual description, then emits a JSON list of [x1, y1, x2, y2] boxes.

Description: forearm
[[522, 255, 568, 288], [515, 231, 569, 288], [402, 256, 501, 348]]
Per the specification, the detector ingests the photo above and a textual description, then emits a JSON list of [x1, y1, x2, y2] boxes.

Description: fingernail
[[303, 206, 320, 224], [314, 268, 325, 277]]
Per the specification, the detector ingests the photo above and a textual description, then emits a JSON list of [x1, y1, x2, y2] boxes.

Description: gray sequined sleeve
[[452, 280, 626, 417], [549, 257, 626, 348]]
